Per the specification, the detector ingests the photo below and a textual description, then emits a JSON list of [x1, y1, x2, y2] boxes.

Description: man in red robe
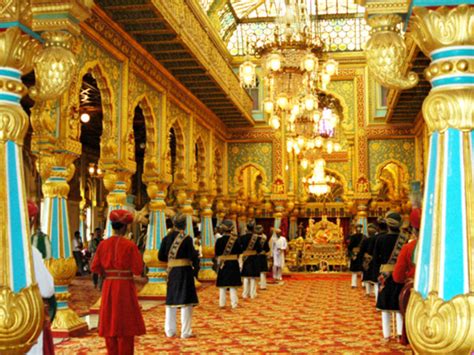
[[91, 209, 146, 354]]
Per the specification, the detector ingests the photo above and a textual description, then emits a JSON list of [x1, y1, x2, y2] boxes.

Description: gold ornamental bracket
[[365, 14, 419, 90]]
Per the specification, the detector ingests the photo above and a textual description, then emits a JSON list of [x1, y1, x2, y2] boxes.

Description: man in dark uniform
[[360, 223, 379, 298], [240, 222, 262, 299], [348, 224, 365, 288], [255, 225, 270, 290], [373, 211, 408, 341], [214, 220, 243, 308], [158, 213, 200, 339]]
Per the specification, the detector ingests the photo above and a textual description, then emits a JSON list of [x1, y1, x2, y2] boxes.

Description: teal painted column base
[[198, 257, 216, 282], [139, 266, 167, 300]]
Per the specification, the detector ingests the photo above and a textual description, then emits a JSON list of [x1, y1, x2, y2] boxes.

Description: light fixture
[[80, 113, 90, 123], [88, 163, 103, 178]]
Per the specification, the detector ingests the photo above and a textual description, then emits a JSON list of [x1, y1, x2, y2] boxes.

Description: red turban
[[410, 208, 422, 230], [109, 209, 134, 225], [27, 200, 39, 219]]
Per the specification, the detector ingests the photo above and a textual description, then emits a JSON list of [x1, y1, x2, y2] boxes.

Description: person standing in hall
[[255, 225, 270, 290], [214, 219, 243, 308], [272, 228, 287, 283], [89, 227, 104, 289], [393, 208, 421, 345], [91, 209, 146, 355], [373, 211, 408, 342], [158, 213, 200, 339], [348, 223, 365, 288], [360, 223, 379, 298], [72, 231, 84, 276], [240, 222, 262, 299]]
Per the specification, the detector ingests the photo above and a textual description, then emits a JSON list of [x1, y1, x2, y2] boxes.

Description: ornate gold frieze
[[83, 8, 228, 138], [365, 15, 419, 90], [0, 27, 40, 74], [410, 5, 474, 58], [0, 284, 44, 354], [406, 291, 474, 355]]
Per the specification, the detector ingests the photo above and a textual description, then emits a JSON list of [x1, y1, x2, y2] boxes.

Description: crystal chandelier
[[239, 0, 339, 132], [302, 158, 336, 196]]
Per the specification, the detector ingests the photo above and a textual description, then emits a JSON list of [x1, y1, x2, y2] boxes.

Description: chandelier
[[302, 158, 336, 196], [239, 0, 339, 132]]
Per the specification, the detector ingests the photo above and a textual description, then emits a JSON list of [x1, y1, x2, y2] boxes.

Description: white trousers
[[242, 277, 257, 298], [260, 272, 267, 289], [273, 266, 282, 281], [165, 305, 193, 338], [26, 331, 43, 355], [381, 311, 403, 338], [219, 287, 238, 308], [351, 272, 359, 287], [365, 281, 379, 300]]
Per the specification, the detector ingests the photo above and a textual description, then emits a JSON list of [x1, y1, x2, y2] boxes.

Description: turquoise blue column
[[104, 180, 127, 237], [356, 204, 369, 237], [199, 205, 216, 281], [139, 193, 168, 299]]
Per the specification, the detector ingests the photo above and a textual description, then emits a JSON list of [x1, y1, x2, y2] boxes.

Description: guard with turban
[[359, 223, 380, 298], [271, 227, 287, 283], [91, 209, 146, 354], [158, 213, 199, 338], [348, 223, 366, 288], [214, 219, 243, 308], [373, 211, 409, 342], [240, 221, 262, 299], [393, 208, 422, 345], [255, 225, 270, 290]]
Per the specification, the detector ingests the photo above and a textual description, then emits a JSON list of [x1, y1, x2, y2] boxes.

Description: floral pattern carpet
[[56, 273, 411, 354]]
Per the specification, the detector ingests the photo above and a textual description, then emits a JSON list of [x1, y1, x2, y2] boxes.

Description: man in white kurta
[[272, 228, 287, 283], [27, 246, 55, 355]]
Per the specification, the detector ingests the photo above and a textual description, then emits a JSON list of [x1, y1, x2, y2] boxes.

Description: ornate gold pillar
[[198, 193, 217, 281], [366, 6, 474, 353], [38, 152, 88, 336], [0, 27, 44, 354], [139, 179, 170, 299], [102, 169, 132, 237], [353, 194, 371, 236]]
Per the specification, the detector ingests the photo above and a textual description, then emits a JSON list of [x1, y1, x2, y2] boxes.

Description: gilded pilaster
[[0, 26, 44, 354], [102, 169, 132, 237], [366, 5, 474, 354], [139, 178, 170, 299], [198, 194, 217, 281]]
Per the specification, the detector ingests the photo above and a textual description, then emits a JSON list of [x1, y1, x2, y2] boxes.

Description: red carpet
[[56, 274, 411, 354]]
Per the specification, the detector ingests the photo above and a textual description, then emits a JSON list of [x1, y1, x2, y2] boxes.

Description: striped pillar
[[289, 215, 298, 240], [404, 8, 474, 353], [139, 189, 168, 299], [41, 162, 87, 337], [198, 199, 216, 281], [0, 58, 44, 352], [355, 203, 369, 237], [104, 180, 128, 238]]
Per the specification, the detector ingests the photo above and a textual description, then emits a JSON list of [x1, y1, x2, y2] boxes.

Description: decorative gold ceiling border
[[152, 0, 254, 125], [82, 5, 229, 141]]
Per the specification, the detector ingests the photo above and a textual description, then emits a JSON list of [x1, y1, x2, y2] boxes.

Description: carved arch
[[234, 162, 269, 202], [194, 136, 207, 189], [302, 168, 347, 203], [68, 60, 117, 161], [213, 148, 224, 195], [127, 95, 159, 176], [373, 159, 410, 201], [167, 120, 186, 184]]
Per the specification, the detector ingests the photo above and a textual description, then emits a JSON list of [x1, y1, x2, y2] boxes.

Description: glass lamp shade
[[304, 95, 317, 111], [267, 52, 282, 72], [297, 136, 305, 147], [277, 94, 289, 110], [271, 116, 281, 129], [239, 61, 256, 88], [334, 142, 341, 152], [315, 136, 323, 148], [80, 113, 90, 123], [320, 71, 331, 90], [301, 159, 309, 169], [263, 99, 274, 113], [302, 53, 318, 72], [326, 141, 334, 154], [324, 59, 339, 76], [291, 104, 300, 116]]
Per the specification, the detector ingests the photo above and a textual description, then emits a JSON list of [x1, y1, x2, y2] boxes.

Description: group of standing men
[[347, 209, 421, 344], [214, 221, 287, 309]]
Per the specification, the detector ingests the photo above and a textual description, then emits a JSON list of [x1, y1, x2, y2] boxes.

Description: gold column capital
[[365, 14, 419, 90], [410, 5, 474, 57]]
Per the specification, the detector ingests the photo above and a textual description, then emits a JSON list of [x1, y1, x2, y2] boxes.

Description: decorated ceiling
[[200, 0, 368, 54]]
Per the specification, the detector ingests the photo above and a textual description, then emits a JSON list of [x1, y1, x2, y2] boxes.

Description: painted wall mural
[[368, 138, 416, 188], [228, 142, 273, 193]]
